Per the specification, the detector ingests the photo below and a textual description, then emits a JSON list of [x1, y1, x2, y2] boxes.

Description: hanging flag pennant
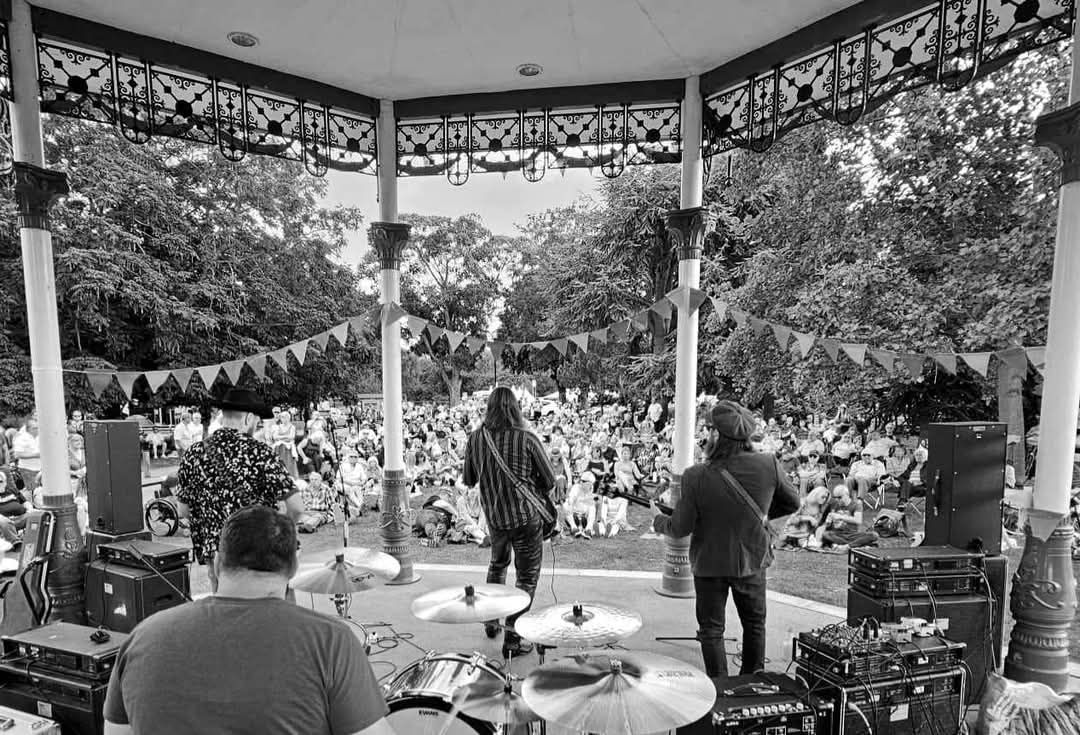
[[687, 288, 709, 315], [290, 340, 310, 366], [648, 311, 670, 339], [665, 287, 687, 314], [933, 353, 958, 375], [649, 298, 673, 320], [610, 321, 630, 340], [198, 364, 222, 388], [630, 311, 650, 331], [792, 331, 815, 358], [552, 338, 569, 356], [589, 328, 609, 344], [446, 331, 466, 353], [223, 360, 245, 385], [426, 324, 446, 344], [349, 314, 372, 336], [466, 336, 485, 353], [569, 333, 590, 353], [819, 338, 840, 363], [1025, 346, 1046, 369], [311, 330, 331, 351], [116, 372, 140, 400], [145, 370, 170, 393], [710, 297, 729, 321], [86, 372, 114, 399], [509, 343, 524, 356], [490, 341, 507, 358], [528, 341, 548, 354], [772, 324, 792, 350], [900, 354, 925, 378], [840, 343, 867, 366], [748, 317, 770, 338], [172, 368, 194, 391], [269, 349, 290, 371], [961, 352, 992, 378], [329, 322, 350, 347], [870, 349, 896, 373], [997, 346, 1029, 374], [382, 303, 406, 326], [729, 309, 748, 328], [405, 315, 427, 335], [247, 354, 268, 379]]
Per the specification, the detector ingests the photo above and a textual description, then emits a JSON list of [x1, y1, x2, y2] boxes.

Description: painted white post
[[658, 76, 708, 597], [371, 99, 418, 583]]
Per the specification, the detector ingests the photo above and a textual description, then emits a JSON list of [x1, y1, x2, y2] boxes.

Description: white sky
[[322, 168, 599, 268]]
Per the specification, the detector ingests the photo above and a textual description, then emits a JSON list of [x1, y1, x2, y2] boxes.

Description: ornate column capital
[[369, 221, 411, 270], [13, 162, 69, 230], [1035, 101, 1080, 186], [665, 206, 712, 261]]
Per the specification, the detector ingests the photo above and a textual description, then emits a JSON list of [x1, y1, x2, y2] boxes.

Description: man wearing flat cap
[[652, 399, 799, 681], [177, 388, 303, 573]]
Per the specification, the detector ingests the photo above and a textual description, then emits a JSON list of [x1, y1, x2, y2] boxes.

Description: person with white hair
[[566, 471, 599, 539]]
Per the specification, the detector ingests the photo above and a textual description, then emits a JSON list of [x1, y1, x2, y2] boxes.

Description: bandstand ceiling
[[34, 0, 865, 100]]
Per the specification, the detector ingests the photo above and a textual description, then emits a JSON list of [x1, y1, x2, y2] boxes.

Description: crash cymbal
[[411, 584, 531, 624], [515, 602, 642, 648], [291, 549, 401, 595], [453, 681, 541, 725], [522, 650, 716, 734]]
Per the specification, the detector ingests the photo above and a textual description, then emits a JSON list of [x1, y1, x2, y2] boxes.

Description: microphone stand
[[325, 418, 351, 548]]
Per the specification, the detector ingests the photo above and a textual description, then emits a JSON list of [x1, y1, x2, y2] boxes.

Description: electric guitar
[[595, 481, 674, 515]]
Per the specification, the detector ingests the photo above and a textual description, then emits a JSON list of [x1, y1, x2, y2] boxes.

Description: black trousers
[[694, 571, 767, 678], [486, 517, 543, 642]]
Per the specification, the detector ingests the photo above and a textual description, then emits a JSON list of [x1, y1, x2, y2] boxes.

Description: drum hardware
[[410, 583, 531, 624]]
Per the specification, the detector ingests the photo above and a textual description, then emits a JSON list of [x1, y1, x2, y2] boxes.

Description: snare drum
[[383, 652, 537, 734]]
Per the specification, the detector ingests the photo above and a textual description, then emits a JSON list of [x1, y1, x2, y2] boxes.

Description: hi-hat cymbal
[[522, 650, 716, 734], [411, 584, 531, 624], [291, 548, 401, 595], [515, 602, 642, 648], [453, 681, 541, 725]]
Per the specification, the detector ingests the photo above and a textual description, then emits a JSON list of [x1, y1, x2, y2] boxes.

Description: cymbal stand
[[325, 419, 351, 548]]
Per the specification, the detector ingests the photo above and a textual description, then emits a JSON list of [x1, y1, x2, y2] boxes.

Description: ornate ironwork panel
[[35, 36, 376, 176], [704, 0, 1075, 156], [397, 101, 681, 184]]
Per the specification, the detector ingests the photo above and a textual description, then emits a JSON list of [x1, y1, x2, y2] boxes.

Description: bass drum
[[384, 652, 538, 735]]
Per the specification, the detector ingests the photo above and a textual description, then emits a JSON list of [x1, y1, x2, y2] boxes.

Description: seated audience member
[[413, 495, 454, 542], [297, 431, 335, 479], [846, 450, 886, 498], [779, 485, 831, 548], [296, 472, 335, 533], [449, 484, 489, 546], [0, 472, 26, 528], [897, 444, 928, 509], [339, 451, 368, 515], [598, 493, 634, 537], [613, 445, 643, 494], [796, 451, 827, 498], [815, 485, 878, 549], [566, 471, 599, 539], [103, 506, 393, 735]]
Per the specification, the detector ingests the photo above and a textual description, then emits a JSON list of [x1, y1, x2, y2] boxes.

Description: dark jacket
[[655, 451, 799, 577]]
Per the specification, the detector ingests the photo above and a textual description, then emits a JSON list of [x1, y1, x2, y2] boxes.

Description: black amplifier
[[849, 569, 975, 597], [1, 623, 127, 681], [801, 666, 965, 735], [676, 672, 832, 735], [794, 630, 964, 683], [848, 546, 983, 576], [97, 539, 191, 571], [0, 659, 107, 735]]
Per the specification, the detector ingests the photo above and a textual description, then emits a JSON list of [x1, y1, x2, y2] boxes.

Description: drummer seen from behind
[[103, 506, 396, 735], [651, 400, 799, 682]]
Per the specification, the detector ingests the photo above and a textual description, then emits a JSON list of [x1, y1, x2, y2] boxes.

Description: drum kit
[[291, 546, 717, 734]]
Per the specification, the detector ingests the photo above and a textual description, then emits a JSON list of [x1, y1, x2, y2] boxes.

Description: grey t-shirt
[[104, 596, 388, 734]]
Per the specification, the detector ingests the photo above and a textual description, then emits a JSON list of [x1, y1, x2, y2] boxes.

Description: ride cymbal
[[453, 681, 541, 725], [291, 548, 401, 595], [515, 602, 642, 648], [411, 584, 531, 624], [521, 649, 716, 734]]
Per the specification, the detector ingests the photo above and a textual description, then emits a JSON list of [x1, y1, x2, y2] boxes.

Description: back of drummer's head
[[218, 506, 297, 577]]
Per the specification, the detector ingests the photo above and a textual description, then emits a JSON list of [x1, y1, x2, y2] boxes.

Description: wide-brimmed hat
[[217, 388, 273, 419]]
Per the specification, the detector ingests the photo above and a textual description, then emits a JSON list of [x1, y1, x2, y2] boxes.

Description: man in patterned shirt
[[177, 389, 302, 569]]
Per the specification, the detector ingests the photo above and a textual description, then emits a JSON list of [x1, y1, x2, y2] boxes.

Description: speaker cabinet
[[85, 561, 189, 633], [924, 422, 1006, 553], [83, 421, 145, 535]]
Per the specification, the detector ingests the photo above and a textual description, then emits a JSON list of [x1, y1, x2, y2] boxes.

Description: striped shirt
[[463, 426, 556, 531]]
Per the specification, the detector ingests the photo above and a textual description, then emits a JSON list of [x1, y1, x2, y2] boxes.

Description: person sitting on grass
[[598, 492, 634, 537], [813, 484, 878, 550], [779, 485, 830, 548], [296, 472, 336, 533], [613, 445, 643, 495], [566, 470, 599, 539], [338, 451, 368, 516]]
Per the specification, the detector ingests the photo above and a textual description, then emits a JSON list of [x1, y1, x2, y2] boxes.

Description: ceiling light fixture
[[227, 31, 260, 48], [517, 63, 543, 78]]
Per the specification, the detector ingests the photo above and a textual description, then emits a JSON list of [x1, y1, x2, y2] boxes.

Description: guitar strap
[[480, 428, 555, 523]]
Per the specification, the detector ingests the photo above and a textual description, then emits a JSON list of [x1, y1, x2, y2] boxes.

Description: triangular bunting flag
[[405, 315, 427, 335], [933, 353, 958, 375], [116, 372, 140, 400], [223, 360, 245, 385], [997, 346, 1029, 374], [649, 299, 673, 320], [687, 288, 708, 315], [198, 364, 221, 388], [247, 354, 267, 379], [172, 368, 194, 391], [630, 311, 650, 331], [819, 338, 840, 363], [772, 324, 792, 350], [446, 331, 467, 353], [86, 372, 114, 399], [268, 349, 290, 371], [348, 316, 369, 337], [329, 322, 350, 347], [665, 287, 687, 314], [381, 303, 406, 326], [610, 321, 630, 340], [589, 329, 609, 344], [145, 370, 170, 393], [490, 341, 506, 358], [961, 352, 992, 378], [729, 309, 748, 328], [840, 343, 867, 366], [569, 333, 590, 353], [710, 297, 728, 321], [426, 324, 446, 344], [748, 317, 769, 338], [900, 354, 925, 378], [311, 330, 331, 350], [466, 337, 485, 353], [290, 340, 310, 366], [528, 341, 548, 353], [508, 343, 524, 356], [792, 331, 815, 358], [1025, 346, 1046, 369], [552, 338, 568, 356], [648, 311, 670, 339], [870, 350, 896, 373]]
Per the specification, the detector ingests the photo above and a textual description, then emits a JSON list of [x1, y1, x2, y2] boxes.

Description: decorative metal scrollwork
[[397, 102, 680, 184], [35, 37, 376, 176], [704, 0, 1074, 156]]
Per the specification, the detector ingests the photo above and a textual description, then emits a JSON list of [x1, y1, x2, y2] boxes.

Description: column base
[[39, 493, 87, 624], [378, 470, 420, 586], [656, 535, 695, 598]]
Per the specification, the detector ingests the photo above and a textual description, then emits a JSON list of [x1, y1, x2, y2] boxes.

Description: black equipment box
[[848, 546, 983, 576], [0, 658, 106, 735], [794, 631, 964, 682], [675, 672, 833, 735], [1, 623, 127, 681], [86, 529, 151, 566], [83, 420, 145, 535], [800, 666, 965, 735], [849, 569, 975, 597], [97, 539, 190, 571], [85, 561, 189, 633], [924, 422, 1006, 553]]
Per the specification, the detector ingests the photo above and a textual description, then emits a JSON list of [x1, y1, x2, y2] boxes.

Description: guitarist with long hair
[[463, 386, 557, 658]]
